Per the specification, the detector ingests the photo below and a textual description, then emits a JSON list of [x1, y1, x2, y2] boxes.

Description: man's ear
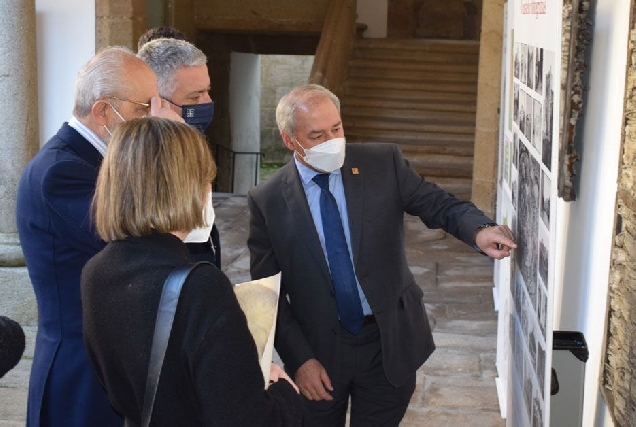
[[281, 132, 296, 151], [91, 100, 110, 126]]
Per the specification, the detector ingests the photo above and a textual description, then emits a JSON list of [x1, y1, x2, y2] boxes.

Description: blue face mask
[[167, 99, 215, 132]]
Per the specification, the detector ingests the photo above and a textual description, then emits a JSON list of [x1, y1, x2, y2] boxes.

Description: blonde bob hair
[[93, 117, 216, 242]]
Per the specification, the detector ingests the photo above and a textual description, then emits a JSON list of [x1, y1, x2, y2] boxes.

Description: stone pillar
[[0, 0, 39, 326], [471, 0, 504, 218], [230, 53, 261, 195], [309, 0, 357, 97], [0, 0, 39, 267]]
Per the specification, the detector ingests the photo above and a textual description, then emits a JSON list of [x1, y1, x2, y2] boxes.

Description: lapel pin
[[351, 167, 359, 175]]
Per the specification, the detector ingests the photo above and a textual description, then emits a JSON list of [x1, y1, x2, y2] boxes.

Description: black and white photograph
[[517, 144, 540, 313], [510, 312, 529, 427], [528, 321, 537, 371], [536, 339, 546, 398], [524, 90, 533, 142], [524, 355, 533, 423], [514, 83, 520, 125], [537, 275, 548, 338], [520, 43, 528, 86], [514, 271, 525, 320], [510, 313, 517, 368], [534, 46, 544, 94], [532, 97, 542, 150], [542, 50, 556, 170], [540, 170, 551, 227], [513, 132, 519, 169], [519, 89, 527, 136], [532, 388, 543, 427], [538, 236, 549, 299], [521, 289, 530, 339], [526, 44, 535, 90]]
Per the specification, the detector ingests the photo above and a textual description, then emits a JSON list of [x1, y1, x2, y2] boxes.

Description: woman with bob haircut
[[81, 117, 302, 426]]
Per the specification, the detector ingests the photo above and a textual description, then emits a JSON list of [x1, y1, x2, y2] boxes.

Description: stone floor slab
[[439, 263, 495, 278], [422, 348, 482, 376], [424, 377, 500, 411], [423, 289, 489, 304], [401, 409, 505, 427], [433, 331, 497, 350], [434, 319, 498, 335], [0, 388, 27, 422], [0, 359, 31, 389]]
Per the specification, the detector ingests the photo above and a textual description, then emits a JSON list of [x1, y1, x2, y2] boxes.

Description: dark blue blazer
[[16, 123, 122, 426]]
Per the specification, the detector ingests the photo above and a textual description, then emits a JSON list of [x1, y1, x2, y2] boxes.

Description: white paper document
[[233, 272, 281, 387]]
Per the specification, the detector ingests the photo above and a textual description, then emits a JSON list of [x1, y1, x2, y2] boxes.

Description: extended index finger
[[149, 96, 163, 116]]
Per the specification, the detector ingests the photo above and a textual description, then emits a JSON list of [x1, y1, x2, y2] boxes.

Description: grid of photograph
[[501, 41, 556, 427]]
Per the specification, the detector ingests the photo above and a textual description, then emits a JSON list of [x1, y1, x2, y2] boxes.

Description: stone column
[[309, 0, 357, 97], [230, 52, 261, 195], [471, 0, 504, 218], [0, 0, 39, 267]]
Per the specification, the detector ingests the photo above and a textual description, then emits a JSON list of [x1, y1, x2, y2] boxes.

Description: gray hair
[[137, 38, 207, 99], [73, 46, 137, 118], [275, 84, 341, 137]]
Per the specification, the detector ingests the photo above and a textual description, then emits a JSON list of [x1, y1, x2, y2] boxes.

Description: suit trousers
[[302, 322, 416, 427]]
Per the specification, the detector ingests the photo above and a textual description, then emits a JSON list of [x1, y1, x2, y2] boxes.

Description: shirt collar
[[294, 155, 342, 186], [68, 116, 107, 157]]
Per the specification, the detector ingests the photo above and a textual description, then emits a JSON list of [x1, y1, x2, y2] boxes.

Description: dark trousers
[[302, 322, 416, 427]]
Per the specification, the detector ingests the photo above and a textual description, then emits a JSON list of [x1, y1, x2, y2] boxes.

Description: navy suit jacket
[[16, 123, 122, 426], [248, 143, 492, 387]]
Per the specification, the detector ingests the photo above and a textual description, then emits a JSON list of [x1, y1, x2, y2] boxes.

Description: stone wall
[[260, 55, 314, 164], [194, 0, 328, 33], [387, 0, 483, 40], [602, 7, 636, 426], [96, 0, 146, 50], [470, 0, 504, 218]]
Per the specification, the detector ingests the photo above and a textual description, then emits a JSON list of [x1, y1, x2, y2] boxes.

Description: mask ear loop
[[105, 100, 126, 123], [164, 98, 182, 108], [293, 138, 308, 160], [163, 98, 183, 117]]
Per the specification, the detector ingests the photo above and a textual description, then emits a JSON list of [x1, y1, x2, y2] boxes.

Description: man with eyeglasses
[[138, 36, 221, 268], [16, 46, 182, 427]]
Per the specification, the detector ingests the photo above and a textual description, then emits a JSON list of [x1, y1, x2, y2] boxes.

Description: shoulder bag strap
[[140, 261, 212, 427]]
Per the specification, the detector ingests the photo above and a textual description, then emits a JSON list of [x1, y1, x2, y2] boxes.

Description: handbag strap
[[140, 261, 211, 427]]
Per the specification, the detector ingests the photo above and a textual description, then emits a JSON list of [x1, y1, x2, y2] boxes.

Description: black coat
[[81, 232, 302, 426]]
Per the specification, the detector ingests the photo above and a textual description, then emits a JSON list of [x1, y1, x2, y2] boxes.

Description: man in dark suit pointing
[[248, 84, 516, 426]]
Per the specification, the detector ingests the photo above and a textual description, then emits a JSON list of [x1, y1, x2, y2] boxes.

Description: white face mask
[[184, 191, 215, 243], [295, 137, 346, 173]]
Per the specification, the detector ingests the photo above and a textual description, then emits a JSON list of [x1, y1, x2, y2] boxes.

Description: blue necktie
[[313, 173, 364, 335]]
